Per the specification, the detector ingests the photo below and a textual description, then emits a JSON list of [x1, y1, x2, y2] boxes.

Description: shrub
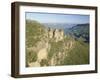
[[26, 50, 37, 63]]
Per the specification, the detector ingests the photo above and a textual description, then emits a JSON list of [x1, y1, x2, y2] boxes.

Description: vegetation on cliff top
[[26, 20, 89, 67]]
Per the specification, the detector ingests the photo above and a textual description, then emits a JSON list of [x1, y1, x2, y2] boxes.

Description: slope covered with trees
[[26, 20, 89, 67], [67, 24, 89, 43]]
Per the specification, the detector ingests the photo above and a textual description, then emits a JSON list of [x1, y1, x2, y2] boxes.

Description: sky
[[26, 12, 89, 24]]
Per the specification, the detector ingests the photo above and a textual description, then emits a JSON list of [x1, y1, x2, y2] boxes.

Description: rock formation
[[47, 28, 64, 42]]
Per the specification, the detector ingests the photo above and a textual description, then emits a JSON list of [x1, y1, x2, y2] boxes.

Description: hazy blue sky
[[26, 12, 89, 24]]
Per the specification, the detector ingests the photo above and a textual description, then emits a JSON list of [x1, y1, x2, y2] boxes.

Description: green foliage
[[48, 41, 64, 59], [70, 24, 89, 42], [48, 35, 89, 65], [26, 50, 37, 64], [26, 20, 89, 66], [26, 20, 45, 47], [40, 59, 49, 66], [62, 40, 89, 65]]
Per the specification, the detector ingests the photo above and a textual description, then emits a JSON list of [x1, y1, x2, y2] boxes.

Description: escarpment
[[26, 20, 89, 67]]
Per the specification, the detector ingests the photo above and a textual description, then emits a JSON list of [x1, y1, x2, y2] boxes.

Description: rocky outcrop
[[47, 28, 64, 42], [26, 20, 75, 67], [27, 27, 75, 67]]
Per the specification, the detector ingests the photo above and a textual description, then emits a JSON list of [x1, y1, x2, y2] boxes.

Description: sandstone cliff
[[26, 20, 89, 67]]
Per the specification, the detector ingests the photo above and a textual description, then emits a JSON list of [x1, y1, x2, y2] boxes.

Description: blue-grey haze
[[26, 12, 89, 24]]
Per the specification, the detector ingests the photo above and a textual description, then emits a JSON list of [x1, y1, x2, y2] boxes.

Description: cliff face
[[26, 20, 89, 67], [27, 25, 75, 67], [45, 28, 64, 42]]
